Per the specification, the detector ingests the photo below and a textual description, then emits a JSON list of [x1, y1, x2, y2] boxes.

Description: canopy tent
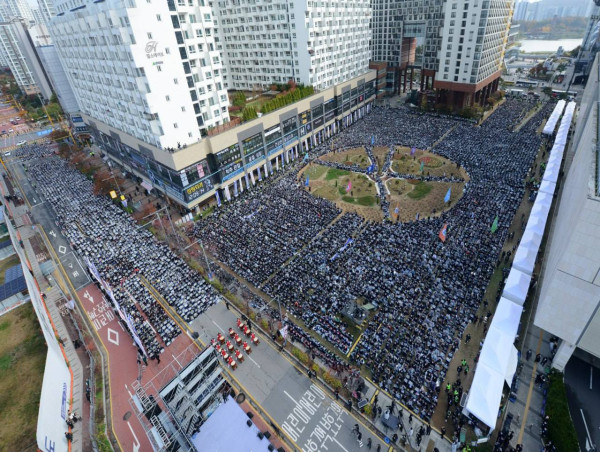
[[542, 100, 566, 135], [506, 345, 519, 384], [538, 179, 557, 196], [530, 196, 552, 220], [524, 212, 548, 237], [502, 267, 530, 305], [546, 145, 565, 168], [491, 297, 523, 341], [513, 240, 539, 275], [542, 159, 560, 184], [479, 326, 518, 384], [533, 192, 553, 215], [464, 362, 505, 430], [513, 227, 543, 274], [554, 101, 576, 146]]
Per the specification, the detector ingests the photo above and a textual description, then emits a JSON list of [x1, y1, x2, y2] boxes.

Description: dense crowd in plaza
[[10, 98, 550, 422], [193, 99, 553, 421], [25, 157, 220, 359]]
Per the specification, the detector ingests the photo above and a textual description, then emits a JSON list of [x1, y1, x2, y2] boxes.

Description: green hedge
[[260, 85, 314, 114], [546, 371, 580, 452]]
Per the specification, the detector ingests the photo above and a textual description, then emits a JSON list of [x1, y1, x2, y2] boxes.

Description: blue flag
[[371, 135, 375, 145], [394, 206, 399, 214], [305, 176, 309, 187], [215, 190, 221, 207], [444, 187, 451, 203], [410, 147, 416, 156]]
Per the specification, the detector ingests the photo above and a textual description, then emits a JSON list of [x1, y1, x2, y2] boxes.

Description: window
[[156, 14, 161, 21], [165, 95, 170, 101], [165, 47, 170, 54], [181, 106, 186, 112], [204, 13, 211, 21], [147, 32, 153, 39], [189, 14, 197, 23], [173, 123, 178, 128], [195, 29, 203, 38], [174, 78, 178, 84]]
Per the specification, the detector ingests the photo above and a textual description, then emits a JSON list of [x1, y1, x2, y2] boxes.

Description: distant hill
[[515, 16, 588, 40]]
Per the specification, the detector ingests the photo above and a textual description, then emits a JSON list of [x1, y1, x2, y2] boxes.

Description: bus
[[516, 80, 538, 88], [551, 89, 577, 99], [507, 88, 525, 98]]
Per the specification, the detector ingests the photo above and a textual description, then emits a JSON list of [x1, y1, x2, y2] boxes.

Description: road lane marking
[[212, 320, 225, 334], [581, 409, 594, 451], [332, 437, 350, 452]]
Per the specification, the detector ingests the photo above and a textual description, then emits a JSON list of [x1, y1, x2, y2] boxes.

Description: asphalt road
[[565, 356, 600, 452], [191, 303, 392, 452], [6, 158, 91, 290]]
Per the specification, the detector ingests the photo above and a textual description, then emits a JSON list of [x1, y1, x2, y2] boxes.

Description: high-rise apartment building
[[0, 18, 44, 96], [0, 0, 35, 25], [49, 0, 231, 150], [36, 0, 56, 25], [217, 0, 371, 91], [371, 0, 514, 108]]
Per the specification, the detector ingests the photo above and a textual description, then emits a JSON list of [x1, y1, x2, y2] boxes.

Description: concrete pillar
[[552, 340, 575, 372]]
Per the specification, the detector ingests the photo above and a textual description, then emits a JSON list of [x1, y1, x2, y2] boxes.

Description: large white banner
[[37, 347, 71, 452], [3, 208, 72, 452]]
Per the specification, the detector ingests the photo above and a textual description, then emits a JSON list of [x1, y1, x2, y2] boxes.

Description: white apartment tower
[[49, 0, 231, 150], [0, 18, 39, 95], [217, 0, 371, 91]]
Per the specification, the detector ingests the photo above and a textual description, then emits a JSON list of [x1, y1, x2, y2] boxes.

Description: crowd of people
[[25, 157, 220, 359], [191, 98, 553, 421]]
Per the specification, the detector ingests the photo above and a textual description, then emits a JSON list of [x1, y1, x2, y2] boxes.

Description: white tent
[[513, 241, 538, 275], [542, 159, 560, 184], [513, 227, 543, 275], [502, 267, 530, 305], [491, 297, 523, 341], [479, 326, 518, 383], [538, 179, 557, 196], [465, 362, 505, 430], [524, 213, 547, 237], [542, 99, 566, 135], [547, 144, 565, 165], [533, 192, 553, 214]]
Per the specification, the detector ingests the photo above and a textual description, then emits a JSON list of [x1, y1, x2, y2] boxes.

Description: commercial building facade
[[88, 72, 376, 211], [371, 0, 513, 108], [534, 55, 600, 370]]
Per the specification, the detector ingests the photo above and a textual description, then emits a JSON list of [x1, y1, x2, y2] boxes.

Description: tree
[[542, 86, 553, 98]]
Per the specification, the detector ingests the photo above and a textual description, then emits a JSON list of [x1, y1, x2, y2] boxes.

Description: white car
[[8, 128, 13, 133], [17, 140, 26, 146], [3, 152, 11, 157]]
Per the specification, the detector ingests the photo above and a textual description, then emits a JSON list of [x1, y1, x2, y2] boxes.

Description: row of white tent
[[465, 101, 577, 431], [542, 100, 566, 136]]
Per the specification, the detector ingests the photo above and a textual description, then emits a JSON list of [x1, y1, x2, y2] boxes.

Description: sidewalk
[[22, 225, 86, 450], [0, 172, 87, 451]]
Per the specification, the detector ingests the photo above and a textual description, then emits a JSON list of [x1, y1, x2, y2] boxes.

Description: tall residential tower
[[371, 0, 514, 108]]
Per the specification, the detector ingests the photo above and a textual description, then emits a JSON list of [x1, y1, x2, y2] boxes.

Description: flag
[[444, 187, 451, 203], [491, 215, 499, 233], [371, 135, 375, 145], [420, 161, 425, 173], [439, 223, 448, 242], [216, 190, 221, 207], [416, 212, 420, 221], [410, 147, 416, 156], [233, 180, 238, 197], [394, 206, 399, 215], [346, 180, 352, 193], [305, 176, 309, 187], [304, 152, 309, 162]]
